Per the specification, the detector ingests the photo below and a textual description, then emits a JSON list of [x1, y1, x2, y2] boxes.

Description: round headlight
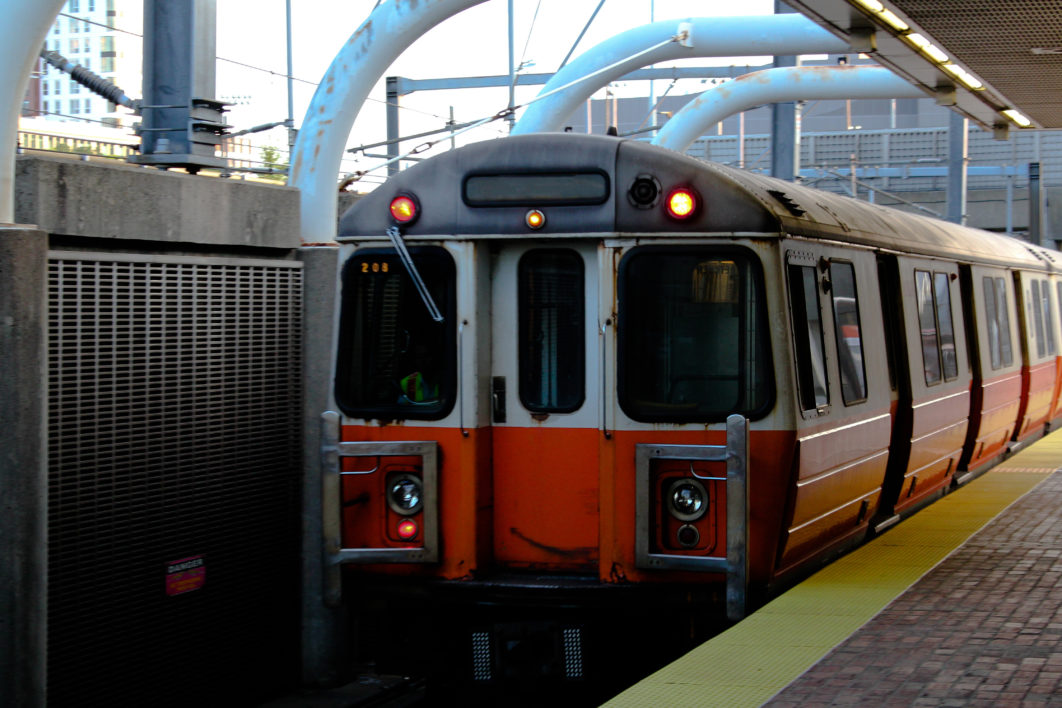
[[667, 478, 708, 522], [387, 474, 423, 515]]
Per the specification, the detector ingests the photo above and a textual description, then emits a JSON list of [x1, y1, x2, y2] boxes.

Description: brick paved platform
[[604, 429, 1062, 708], [766, 468, 1062, 708]]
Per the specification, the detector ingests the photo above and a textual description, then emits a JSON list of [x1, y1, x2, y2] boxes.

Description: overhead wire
[[53, 10, 445, 120], [513, 0, 543, 86], [342, 29, 690, 185]]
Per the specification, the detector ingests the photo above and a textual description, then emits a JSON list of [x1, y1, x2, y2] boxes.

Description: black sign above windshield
[[463, 172, 610, 207]]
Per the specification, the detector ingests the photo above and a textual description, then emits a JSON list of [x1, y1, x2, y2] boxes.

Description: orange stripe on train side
[[1017, 360, 1058, 440], [967, 371, 1022, 469]]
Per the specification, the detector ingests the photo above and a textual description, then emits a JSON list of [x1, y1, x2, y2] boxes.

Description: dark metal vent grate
[[47, 253, 303, 707]]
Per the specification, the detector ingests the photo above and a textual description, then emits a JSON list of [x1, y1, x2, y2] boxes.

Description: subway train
[[323, 133, 1060, 698]]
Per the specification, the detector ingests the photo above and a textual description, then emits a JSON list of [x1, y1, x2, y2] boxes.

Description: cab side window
[[829, 261, 867, 404], [788, 263, 829, 411]]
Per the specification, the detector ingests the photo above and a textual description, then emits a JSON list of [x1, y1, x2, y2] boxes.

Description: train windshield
[[334, 247, 456, 420], [618, 248, 772, 422]]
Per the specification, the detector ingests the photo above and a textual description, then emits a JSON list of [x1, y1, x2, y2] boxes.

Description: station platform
[[604, 428, 1062, 707]]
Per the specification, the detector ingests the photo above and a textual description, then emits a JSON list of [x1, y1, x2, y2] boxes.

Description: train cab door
[[488, 243, 601, 571]]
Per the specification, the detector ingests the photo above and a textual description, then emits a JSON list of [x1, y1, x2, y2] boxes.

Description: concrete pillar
[[298, 246, 347, 685], [0, 226, 48, 708]]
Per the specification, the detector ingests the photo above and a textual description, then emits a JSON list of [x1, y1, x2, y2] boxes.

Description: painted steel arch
[[0, 0, 67, 223], [290, 0, 488, 243], [512, 14, 849, 136], [652, 65, 925, 152]]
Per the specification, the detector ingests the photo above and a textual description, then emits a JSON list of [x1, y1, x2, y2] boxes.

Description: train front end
[[326, 134, 791, 696]]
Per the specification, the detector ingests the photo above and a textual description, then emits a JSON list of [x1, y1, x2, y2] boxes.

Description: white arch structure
[[0, 0, 67, 223], [511, 14, 850, 136], [290, 0, 488, 244], [652, 65, 927, 152]]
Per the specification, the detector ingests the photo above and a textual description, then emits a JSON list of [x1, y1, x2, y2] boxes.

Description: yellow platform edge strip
[[602, 430, 1062, 708]]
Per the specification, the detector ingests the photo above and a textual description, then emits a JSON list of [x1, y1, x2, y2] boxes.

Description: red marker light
[[389, 194, 419, 224], [397, 519, 419, 541], [666, 188, 698, 220]]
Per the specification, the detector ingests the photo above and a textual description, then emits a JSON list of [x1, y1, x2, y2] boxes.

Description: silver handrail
[[634, 414, 749, 621]]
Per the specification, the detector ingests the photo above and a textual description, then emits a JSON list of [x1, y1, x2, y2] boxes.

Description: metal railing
[[319, 411, 439, 606], [634, 414, 750, 621]]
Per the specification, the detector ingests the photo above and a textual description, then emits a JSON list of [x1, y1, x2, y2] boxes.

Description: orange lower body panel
[[966, 373, 1021, 471], [1016, 361, 1057, 441], [492, 426, 600, 570]]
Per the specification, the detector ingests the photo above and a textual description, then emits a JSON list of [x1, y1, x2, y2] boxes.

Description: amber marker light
[[397, 519, 420, 541], [525, 209, 546, 230], [389, 194, 419, 224], [665, 187, 698, 220]]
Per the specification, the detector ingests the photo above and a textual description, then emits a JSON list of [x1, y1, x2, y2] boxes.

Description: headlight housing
[[387, 473, 423, 515], [666, 478, 708, 522]]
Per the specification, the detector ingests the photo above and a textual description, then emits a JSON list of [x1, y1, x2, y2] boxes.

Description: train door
[[489, 243, 601, 570], [1013, 270, 1059, 442], [777, 243, 891, 573], [1048, 277, 1062, 428], [879, 256, 971, 518], [959, 265, 1022, 475]]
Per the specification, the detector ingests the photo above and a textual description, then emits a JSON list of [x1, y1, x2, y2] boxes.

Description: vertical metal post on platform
[[946, 110, 968, 225], [1029, 161, 1042, 245], [771, 0, 797, 181], [725, 414, 750, 621]]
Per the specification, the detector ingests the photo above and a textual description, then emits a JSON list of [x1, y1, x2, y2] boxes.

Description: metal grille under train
[[46, 253, 302, 707]]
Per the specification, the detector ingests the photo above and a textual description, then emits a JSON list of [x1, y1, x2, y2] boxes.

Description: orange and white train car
[[321, 133, 1062, 695]]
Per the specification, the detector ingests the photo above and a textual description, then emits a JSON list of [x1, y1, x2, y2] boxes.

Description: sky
[[213, 0, 776, 187]]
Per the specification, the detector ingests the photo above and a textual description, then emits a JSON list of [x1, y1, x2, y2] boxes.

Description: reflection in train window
[[915, 271, 942, 384], [335, 247, 456, 420], [829, 261, 867, 404], [1043, 281, 1056, 356], [519, 249, 584, 413], [983, 276, 1014, 370], [618, 248, 772, 422], [788, 264, 829, 411], [935, 273, 959, 379], [1032, 280, 1046, 358]]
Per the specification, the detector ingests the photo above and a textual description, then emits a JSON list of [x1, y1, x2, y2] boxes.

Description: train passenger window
[[828, 262, 867, 404], [334, 247, 456, 420], [934, 273, 959, 380], [519, 249, 584, 412], [1043, 282, 1057, 356], [982, 276, 1014, 370], [913, 271, 947, 384], [618, 248, 772, 422], [788, 264, 829, 411], [1032, 280, 1047, 358]]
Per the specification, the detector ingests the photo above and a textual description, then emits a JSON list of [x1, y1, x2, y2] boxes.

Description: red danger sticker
[[166, 555, 205, 596]]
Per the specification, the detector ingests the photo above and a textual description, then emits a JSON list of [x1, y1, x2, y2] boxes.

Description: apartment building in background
[[36, 0, 142, 130]]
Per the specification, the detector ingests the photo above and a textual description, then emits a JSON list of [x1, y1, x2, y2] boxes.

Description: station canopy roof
[[786, 0, 1062, 132]]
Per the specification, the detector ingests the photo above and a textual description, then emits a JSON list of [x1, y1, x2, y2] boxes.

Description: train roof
[[339, 133, 1055, 272]]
